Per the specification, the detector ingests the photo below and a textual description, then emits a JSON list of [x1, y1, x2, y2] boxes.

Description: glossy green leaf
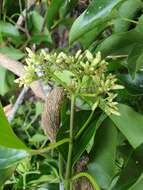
[[129, 175, 143, 190], [88, 119, 117, 189], [57, 110, 100, 166], [110, 104, 143, 148], [0, 102, 28, 149], [112, 143, 143, 190], [0, 66, 15, 96], [57, 110, 90, 162], [0, 147, 29, 169], [97, 28, 143, 57], [72, 115, 99, 165], [31, 34, 53, 45], [114, 0, 143, 32], [69, 0, 125, 44], [97, 16, 143, 57], [46, 0, 64, 28], [60, 0, 78, 18], [127, 43, 143, 79], [79, 24, 108, 49], [29, 11, 52, 43], [119, 73, 143, 95], [0, 47, 25, 60], [0, 166, 15, 186], [35, 183, 59, 190], [0, 21, 21, 43]]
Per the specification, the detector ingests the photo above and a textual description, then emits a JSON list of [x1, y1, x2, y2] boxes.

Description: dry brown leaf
[[41, 87, 65, 142]]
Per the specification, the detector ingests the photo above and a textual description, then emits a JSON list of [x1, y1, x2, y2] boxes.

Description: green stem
[[75, 109, 95, 139], [72, 172, 101, 190], [65, 95, 75, 190], [31, 138, 69, 155], [59, 153, 63, 179]]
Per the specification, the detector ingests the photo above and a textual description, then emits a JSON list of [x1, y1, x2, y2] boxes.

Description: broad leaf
[[0, 47, 25, 60], [0, 21, 21, 44], [29, 11, 52, 44], [112, 143, 143, 190], [97, 28, 143, 57], [119, 73, 143, 95], [0, 66, 15, 96], [0, 147, 29, 169], [0, 166, 15, 187], [127, 43, 143, 79], [114, 0, 143, 32], [79, 23, 108, 49], [0, 102, 27, 149], [69, 0, 125, 44], [60, 0, 78, 18], [46, 0, 64, 28], [57, 110, 100, 166], [129, 175, 143, 190], [97, 16, 143, 57], [88, 119, 117, 189], [0, 104, 30, 186], [110, 104, 143, 148], [73, 115, 99, 165]]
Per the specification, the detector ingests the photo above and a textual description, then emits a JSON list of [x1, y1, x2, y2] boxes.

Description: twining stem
[[59, 153, 63, 179], [31, 138, 69, 155], [65, 94, 75, 190]]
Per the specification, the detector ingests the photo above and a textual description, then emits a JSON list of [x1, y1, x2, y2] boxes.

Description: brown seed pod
[[41, 87, 65, 142]]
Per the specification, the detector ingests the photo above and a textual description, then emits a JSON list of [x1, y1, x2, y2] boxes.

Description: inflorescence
[[15, 48, 124, 115]]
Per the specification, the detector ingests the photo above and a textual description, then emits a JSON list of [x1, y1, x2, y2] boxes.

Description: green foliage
[[1, 0, 143, 189]]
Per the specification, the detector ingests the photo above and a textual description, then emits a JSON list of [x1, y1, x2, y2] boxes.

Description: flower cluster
[[16, 48, 124, 115]]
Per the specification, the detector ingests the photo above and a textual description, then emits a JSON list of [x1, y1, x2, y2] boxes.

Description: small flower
[[16, 49, 124, 116], [85, 50, 93, 61]]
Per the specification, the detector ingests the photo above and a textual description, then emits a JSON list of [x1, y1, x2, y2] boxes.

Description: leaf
[[35, 183, 59, 190], [72, 115, 99, 165], [0, 147, 29, 169], [31, 34, 53, 45], [29, 134, 47, 143], [0, 66, 15, 96], [69, 0, 125, 44], [0, 47, 25, 60], [129, 175, 143, 190], [0, 166, 15, 187], [29, 11, 52, 43], [127, 43, 143, 79], [57, 110, 100, 166], [0, 21, 21, 43], [112, 143, 143, 190], [97, 16, 143, 57], [46, 0, 64, 29], [60, 0, 78, 18], [79, 23, 108, 49], [110, 104, 143, 148], [114, 0, 143, 32], [88, 119, 117, 189], [0, 102, 28, 149], [0, 104, 30, 186], [97, 28, 143, 57], [119, 73, 143, 95]]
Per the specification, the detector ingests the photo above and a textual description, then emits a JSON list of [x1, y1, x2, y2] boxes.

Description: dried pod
[[41, 87, 65, 142]]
